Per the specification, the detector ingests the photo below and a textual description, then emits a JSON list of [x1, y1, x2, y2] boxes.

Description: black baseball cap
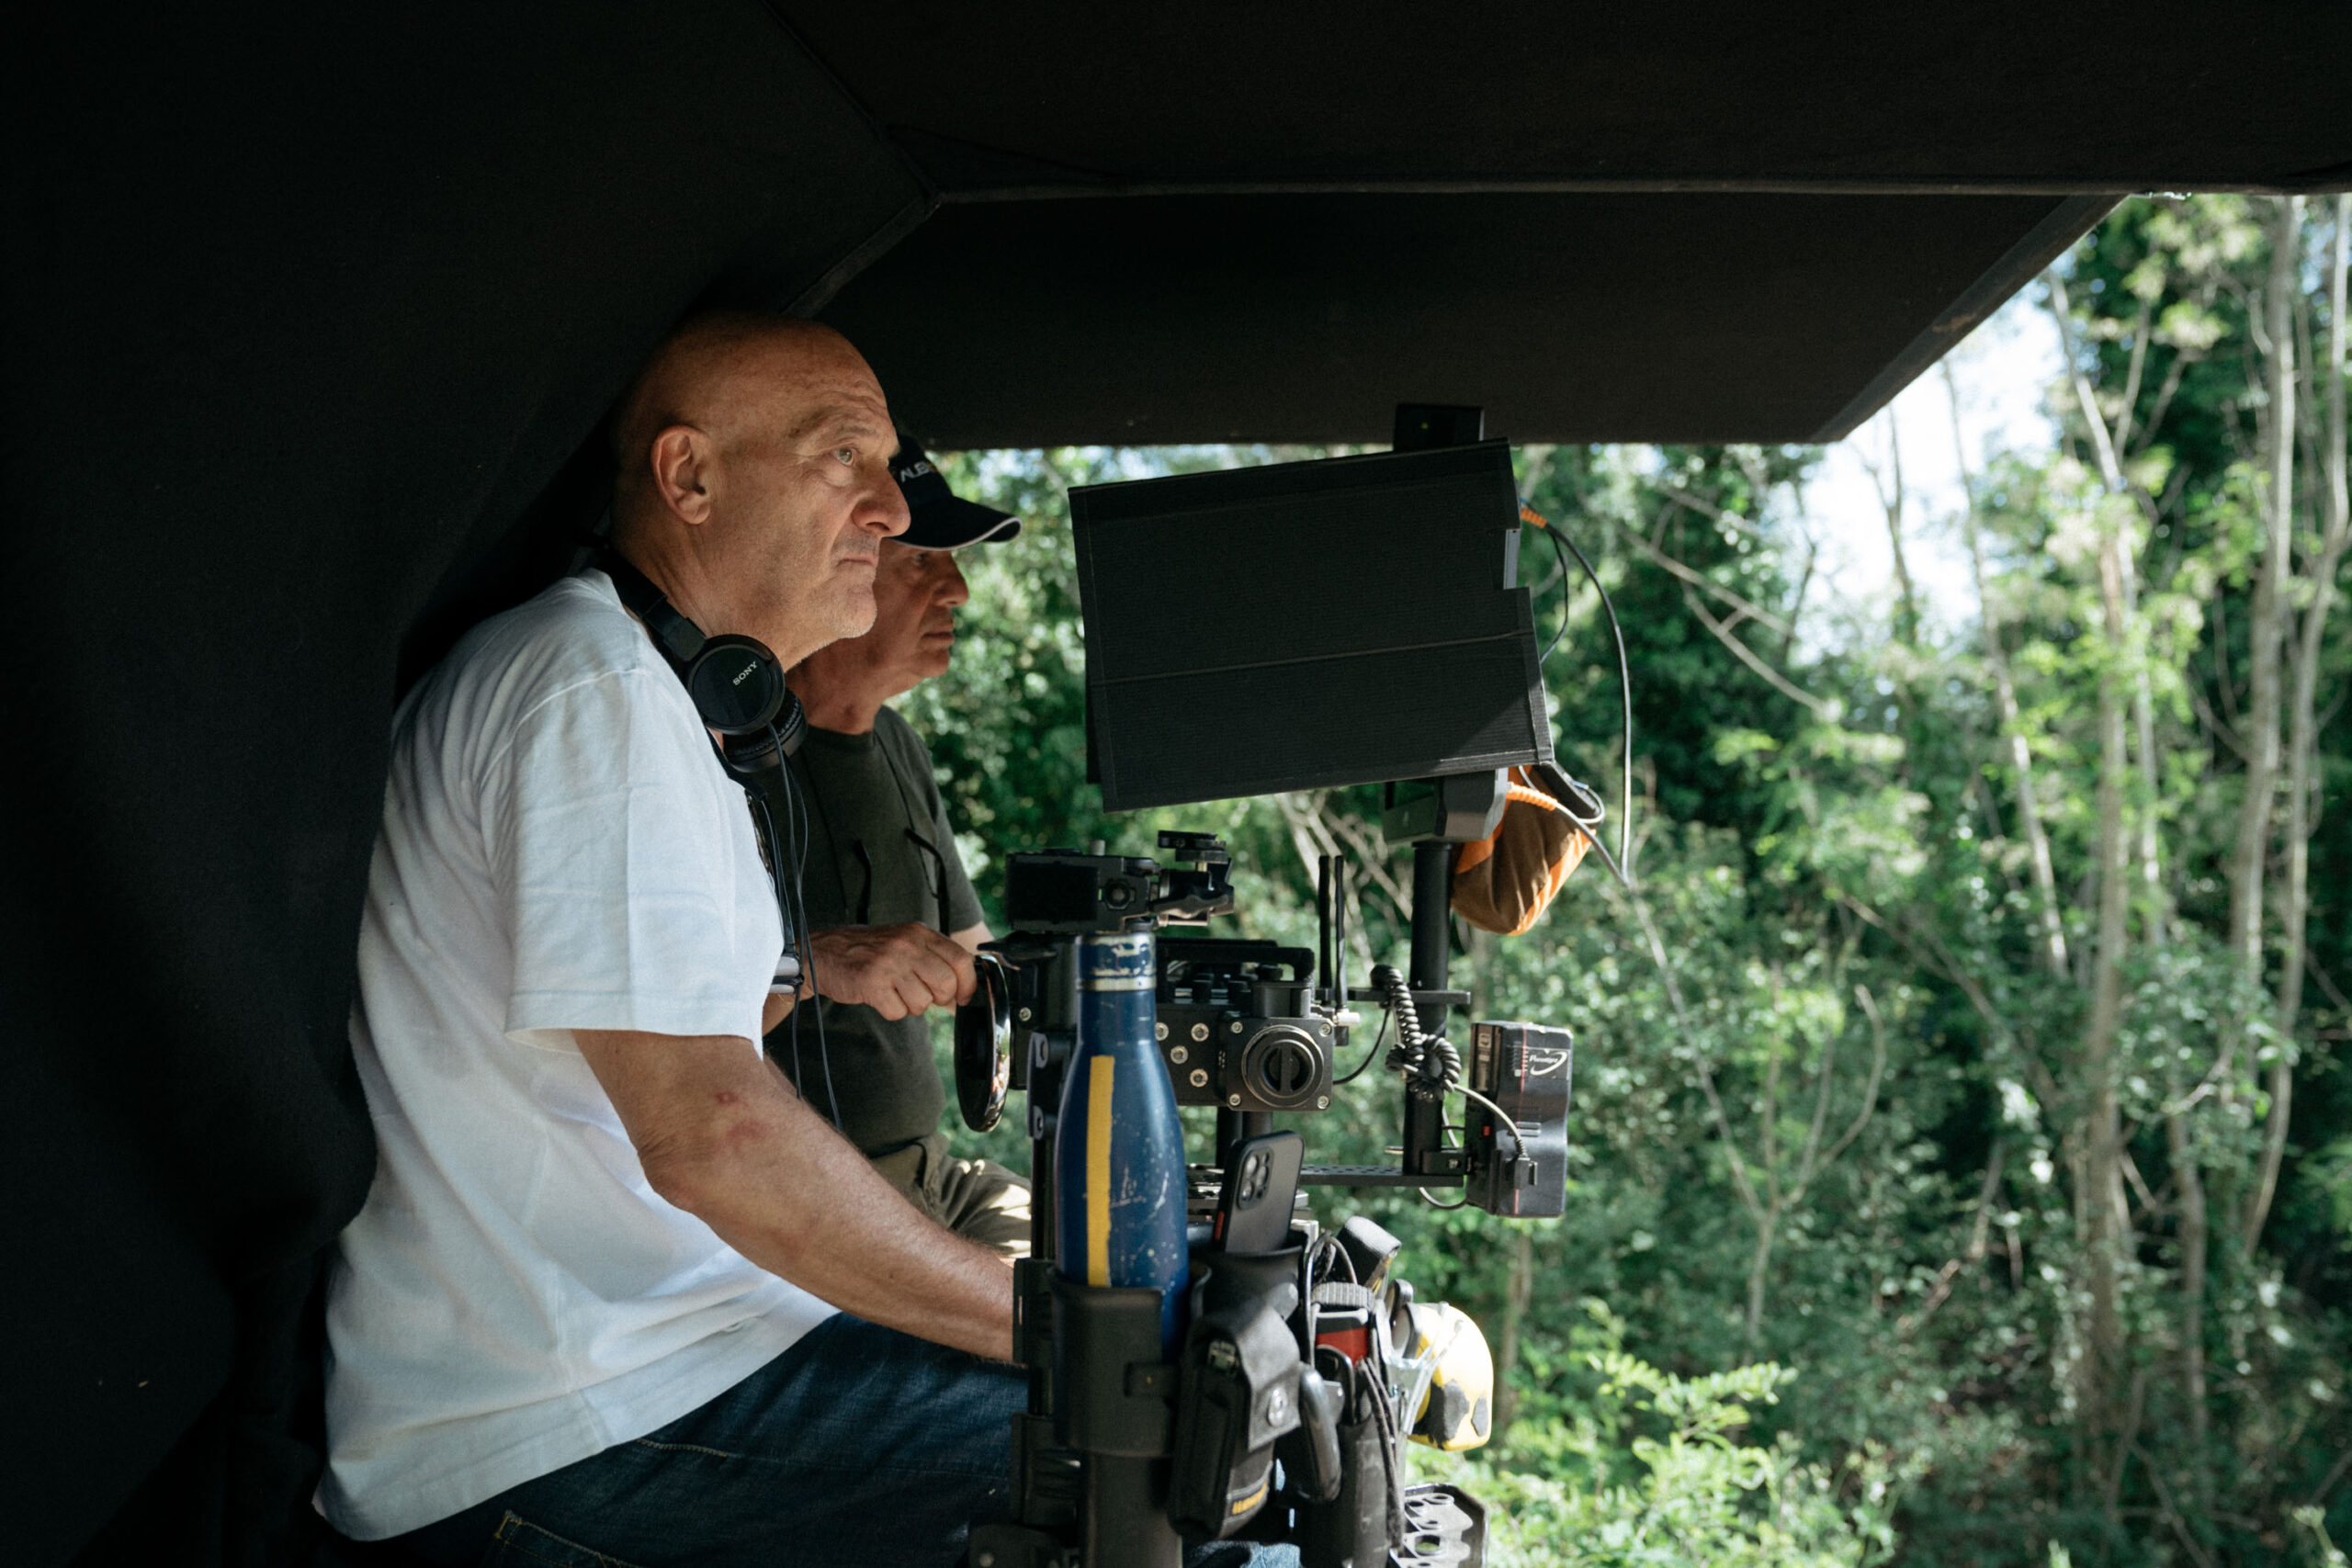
[[891, 432, 1022, 550]]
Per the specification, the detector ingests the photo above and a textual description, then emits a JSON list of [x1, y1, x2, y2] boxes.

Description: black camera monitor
[[1069, 440, 1553, 811]]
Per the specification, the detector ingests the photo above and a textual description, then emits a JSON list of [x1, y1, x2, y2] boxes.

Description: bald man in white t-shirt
[[322, 316, 1022, 1565]]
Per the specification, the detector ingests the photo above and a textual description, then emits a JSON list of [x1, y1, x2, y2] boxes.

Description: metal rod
[[1085, 1455, 1181, 1568], [1216, 1107, 1246, 1167], [1317, 854, 1334, 1006], [1213, 1108, 1276, 1168], [1332, 852, 1350, 1008], [1409, 841, 1453, 1026], [1031, 942, 1081, 1263], [1405, 840, 1453, 1172], [1031, 1109, 1057, 1266]]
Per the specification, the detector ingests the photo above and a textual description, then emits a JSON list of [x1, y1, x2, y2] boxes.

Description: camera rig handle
[[1149, 830, 1234, 924]]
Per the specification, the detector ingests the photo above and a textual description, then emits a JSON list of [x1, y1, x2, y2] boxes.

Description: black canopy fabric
[[784, 3, 2352, 197], [826, 189, 2113, 446], [797, 0, 2352, 445], [4, 4, 2343, 1562]]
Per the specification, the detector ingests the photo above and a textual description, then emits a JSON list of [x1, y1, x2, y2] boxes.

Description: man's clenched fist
[[807, 923, 978, 1021]]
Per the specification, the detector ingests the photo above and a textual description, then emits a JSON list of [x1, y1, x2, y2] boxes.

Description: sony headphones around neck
[[600, 552, 807, 776]]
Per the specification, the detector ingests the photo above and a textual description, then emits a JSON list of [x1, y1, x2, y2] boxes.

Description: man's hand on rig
[[808, 923, 978, 1020]]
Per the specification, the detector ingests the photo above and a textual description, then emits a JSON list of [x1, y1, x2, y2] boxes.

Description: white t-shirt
[[320, 570, 835, 1540]]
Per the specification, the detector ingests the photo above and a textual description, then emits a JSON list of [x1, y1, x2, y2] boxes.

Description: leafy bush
[[1422, 1303, 1909, 1567]]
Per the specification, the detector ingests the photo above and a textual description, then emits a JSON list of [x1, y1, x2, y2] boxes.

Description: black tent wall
[[3, 7, 921, 1561]]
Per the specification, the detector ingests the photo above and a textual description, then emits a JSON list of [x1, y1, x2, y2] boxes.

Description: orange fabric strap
[[1450, 771, 1589, 936]]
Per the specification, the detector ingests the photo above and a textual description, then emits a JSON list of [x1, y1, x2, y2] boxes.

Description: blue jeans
[[399, 1314, 1295, 1568]]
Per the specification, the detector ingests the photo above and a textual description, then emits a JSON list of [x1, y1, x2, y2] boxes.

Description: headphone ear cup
[[770, 689, 807, 756], [684, 634, 787, 735], [719, 690, 807, 778]]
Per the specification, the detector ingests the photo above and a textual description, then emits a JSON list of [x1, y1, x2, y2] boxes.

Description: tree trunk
[[2231, 196, 2298, 995], [1747, 1040, 1783, 1346], [1492, 1227, 1534, 1444], [2046, 273, 2140, 1456], [2250, 194, 2346, 1250], [2168, 1103, 2211, 1507], [1945, 363, 2069, 978], [1877, 412, 1919, 643], [2116, 464, 2202, 1500], [2241, 195, 2306, 1248], [2045, 274, 2171, 947], [2123, 491, 2203, 1499], [1746, 1208, 1779, 1346], [2063, 295, 2208, 1496], [2080, 518, 2133, 1441]]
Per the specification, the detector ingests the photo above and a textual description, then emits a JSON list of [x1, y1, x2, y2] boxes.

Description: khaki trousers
[[870, 1132, 1033, 1258]]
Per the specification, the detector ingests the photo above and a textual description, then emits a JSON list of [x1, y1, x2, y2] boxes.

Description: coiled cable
[[1372, 964, 1528, 1178], [1372, 964, 1459, 1102]]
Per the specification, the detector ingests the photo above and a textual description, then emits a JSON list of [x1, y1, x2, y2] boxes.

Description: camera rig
[[956, 768, 1575, 1568]]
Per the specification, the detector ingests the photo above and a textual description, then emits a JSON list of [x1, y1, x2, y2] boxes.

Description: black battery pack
[[1466, 1021, 1573, 1217]]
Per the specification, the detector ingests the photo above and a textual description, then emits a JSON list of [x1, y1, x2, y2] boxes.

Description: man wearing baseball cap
[[766, 432, 1030, 1253]]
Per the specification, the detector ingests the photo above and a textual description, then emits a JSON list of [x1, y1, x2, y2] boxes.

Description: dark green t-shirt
[[763, 707, 985, 1156]]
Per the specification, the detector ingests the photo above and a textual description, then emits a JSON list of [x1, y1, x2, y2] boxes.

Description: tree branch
[[1840, 895, 2067, 1114], [1622, 883, 1765, 1224], [1679, 586, 1838, 718], [1903, 1141, 2007, 1336], [1820, 986, 1890, 1170], [1792, 1003, 1839, 1196], [1619, 510, 1796, 637]]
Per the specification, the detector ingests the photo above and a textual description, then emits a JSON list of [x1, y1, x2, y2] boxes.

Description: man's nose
[[938, 558, 970, 608], [864, 470, 911, 537]]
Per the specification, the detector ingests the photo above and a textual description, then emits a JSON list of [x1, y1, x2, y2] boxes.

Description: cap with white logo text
[[891, 432, 1022, 550]]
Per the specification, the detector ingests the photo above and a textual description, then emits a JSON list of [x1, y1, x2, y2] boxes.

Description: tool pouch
[[1167, 1295, 1303, 1539]]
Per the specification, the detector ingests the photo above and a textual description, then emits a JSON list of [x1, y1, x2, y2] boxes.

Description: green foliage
[[1439, 1305, 1910, 1567], [902, 194, 2352, 1566]]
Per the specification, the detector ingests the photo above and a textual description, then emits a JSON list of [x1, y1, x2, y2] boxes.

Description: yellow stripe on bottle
[[1086, 1055, 1116, 1286]]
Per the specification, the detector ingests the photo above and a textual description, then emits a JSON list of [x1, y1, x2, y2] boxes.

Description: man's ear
[[649, 424, 716, 526]]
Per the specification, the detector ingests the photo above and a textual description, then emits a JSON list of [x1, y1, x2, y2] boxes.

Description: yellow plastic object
[[1405, 1303, 1495, 1451]]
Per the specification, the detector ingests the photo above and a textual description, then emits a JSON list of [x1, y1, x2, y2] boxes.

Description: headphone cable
[[1521, 502, 1634, 878], [775, 727, 843, 1133], [748, 778, 816, 1115]]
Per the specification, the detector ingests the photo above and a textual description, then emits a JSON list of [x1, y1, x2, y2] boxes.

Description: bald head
[[612, 314, 865, 517], [605, 310, 910, 666]]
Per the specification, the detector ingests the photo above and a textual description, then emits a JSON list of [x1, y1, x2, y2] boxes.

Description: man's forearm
[[688, 1063, 1013, 1359], [576, 1028, 1012, 1360]]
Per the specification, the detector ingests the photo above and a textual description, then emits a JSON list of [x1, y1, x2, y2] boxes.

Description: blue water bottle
[[1057, 928, 1191, 1359]]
